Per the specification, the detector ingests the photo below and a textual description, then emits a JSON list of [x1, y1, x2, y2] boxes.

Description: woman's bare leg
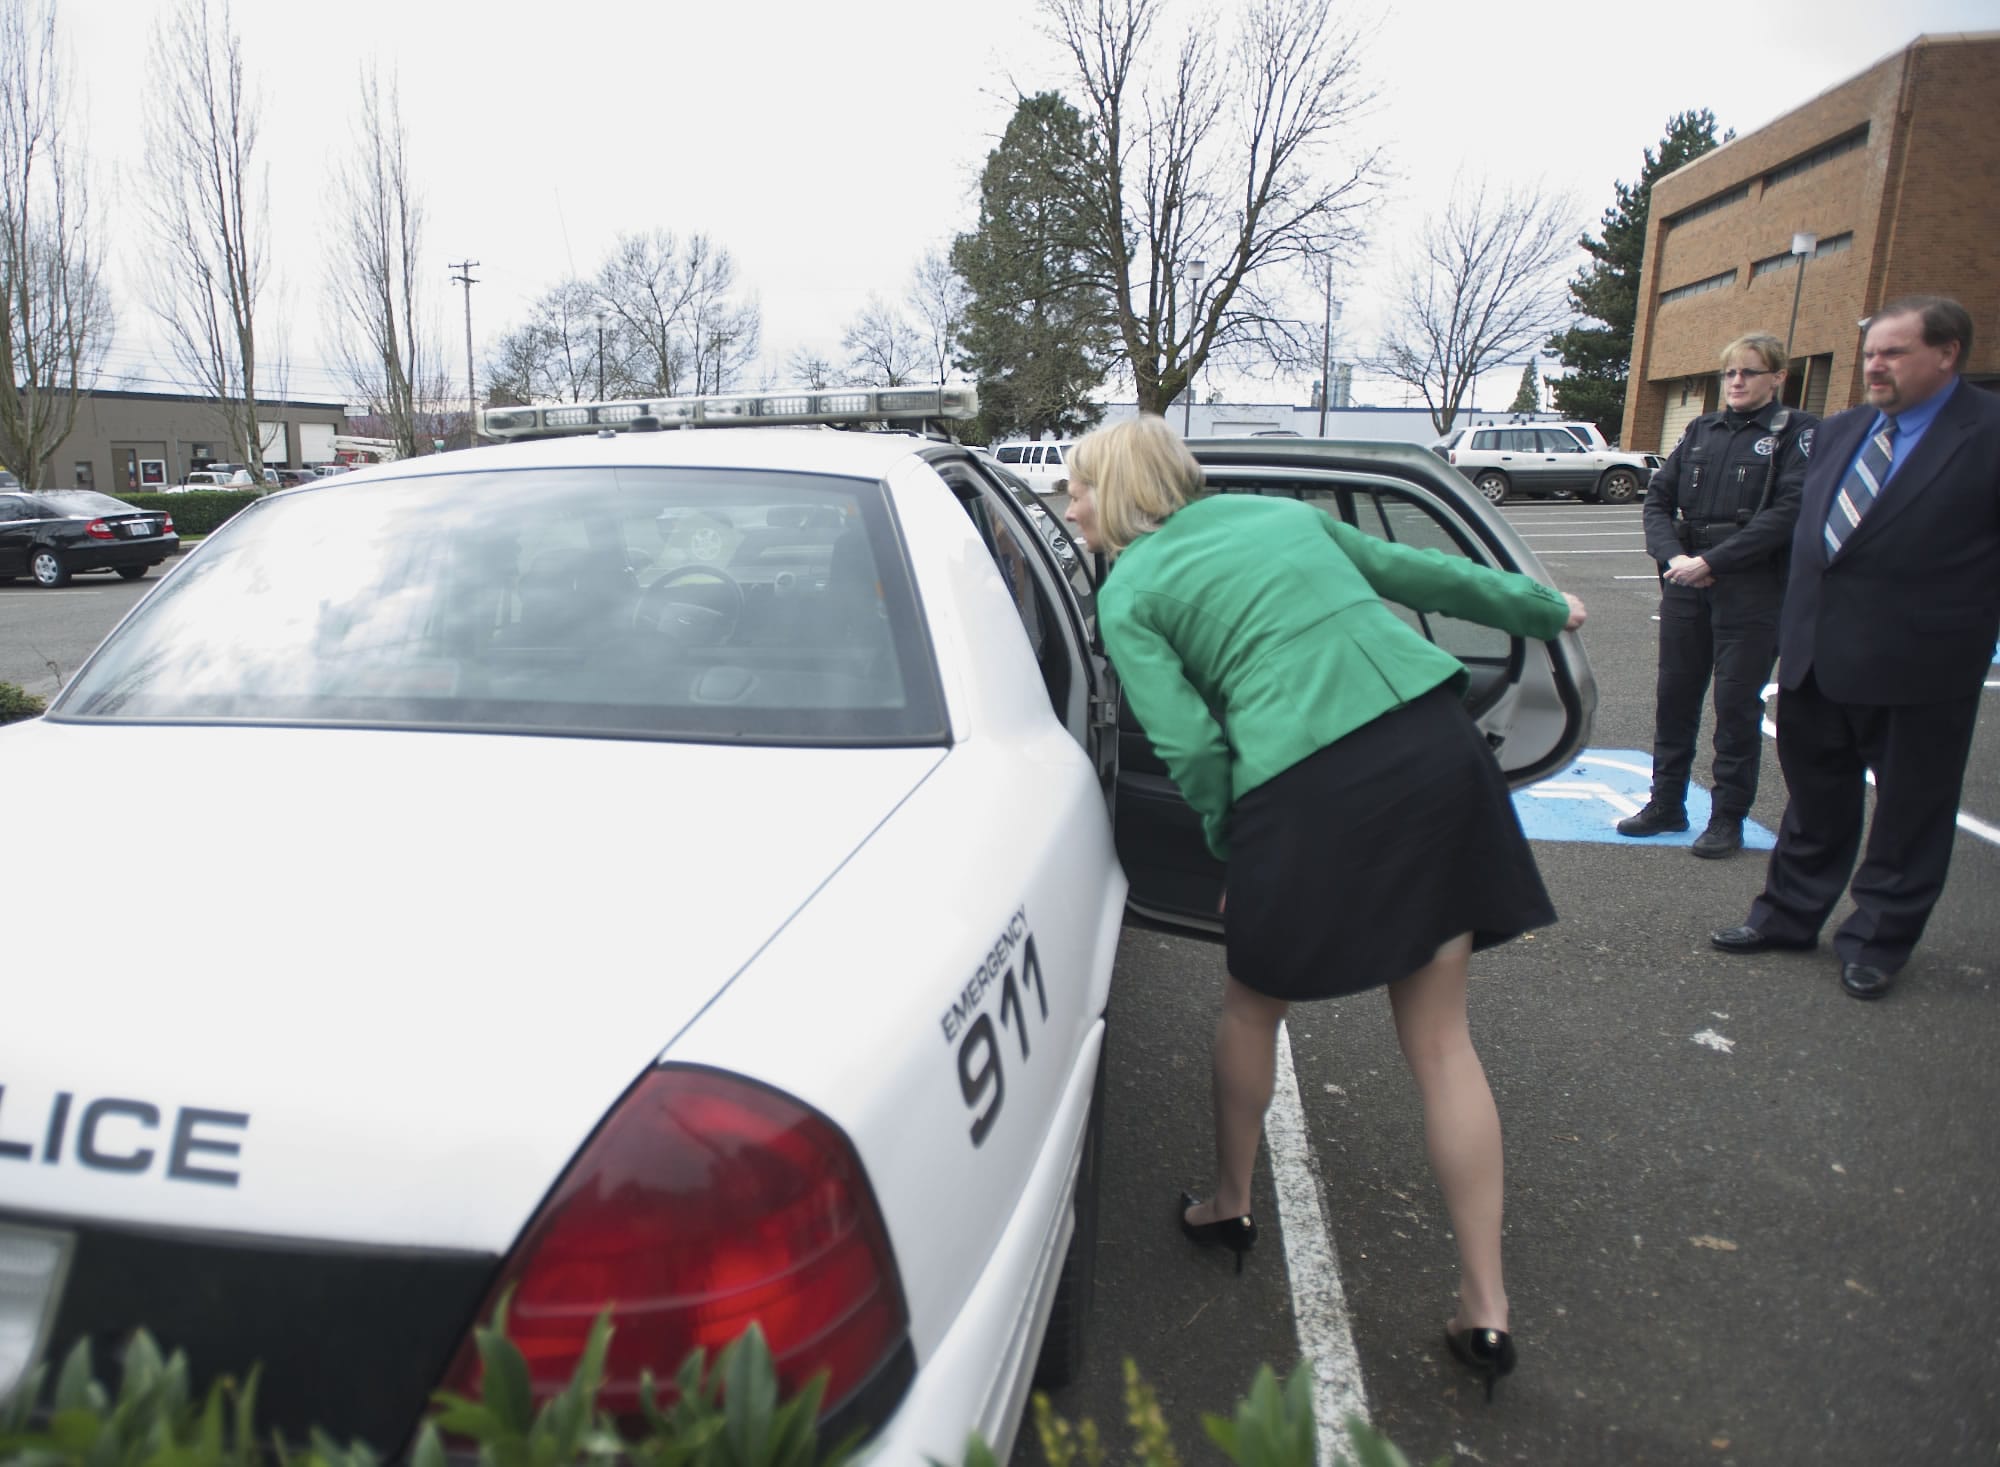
[[1185, 975, 1290, 1225], [1388, 933, 1508, 1332]]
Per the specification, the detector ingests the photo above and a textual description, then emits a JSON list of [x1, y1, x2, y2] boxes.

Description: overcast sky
[[52, 0, 1998, 414]]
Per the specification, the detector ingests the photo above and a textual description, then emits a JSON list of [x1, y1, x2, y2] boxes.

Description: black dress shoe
[[1179, 1190, 1256, 1273], [1616, 800, 1688, 837], [1841, 962, 1897, 1000], [1711, 924, 1815, 955], [1445, 1326, 1517, 1403]]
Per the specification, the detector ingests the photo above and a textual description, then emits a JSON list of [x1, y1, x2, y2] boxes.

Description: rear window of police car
[[55, 467, 947, 745]]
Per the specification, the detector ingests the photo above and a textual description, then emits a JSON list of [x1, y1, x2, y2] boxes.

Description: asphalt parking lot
[[1030, 500, 1999, 1467]]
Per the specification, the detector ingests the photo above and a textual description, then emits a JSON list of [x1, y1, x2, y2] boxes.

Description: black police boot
[[1616, 799, 1689, 837], [1691, 814, 1744, 859]]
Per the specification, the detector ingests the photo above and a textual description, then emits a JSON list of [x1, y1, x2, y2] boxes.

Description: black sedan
[[0, 490, 179, 587]]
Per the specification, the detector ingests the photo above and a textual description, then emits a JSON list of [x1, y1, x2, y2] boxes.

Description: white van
[[993, 440, 1076, 494]]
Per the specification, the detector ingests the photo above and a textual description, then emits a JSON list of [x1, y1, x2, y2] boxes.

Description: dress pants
[[1648, 570, 1782, 816], [1748, 670, 1982, 972]]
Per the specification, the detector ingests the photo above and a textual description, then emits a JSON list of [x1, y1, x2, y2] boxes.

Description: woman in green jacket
[[1065, 415, 1585, 1400]]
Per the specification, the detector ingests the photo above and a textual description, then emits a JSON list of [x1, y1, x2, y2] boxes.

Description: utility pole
[[450, 260, 480, 444], [1317, 261, 1343, 437]]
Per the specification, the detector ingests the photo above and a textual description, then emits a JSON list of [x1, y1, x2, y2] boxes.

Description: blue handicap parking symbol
[[1512, 750, 1778, 848]]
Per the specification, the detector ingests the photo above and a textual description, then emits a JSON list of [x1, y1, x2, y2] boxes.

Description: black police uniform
[[1636, 399, 1817, 823]]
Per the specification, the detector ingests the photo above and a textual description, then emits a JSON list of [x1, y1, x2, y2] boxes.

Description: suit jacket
[[1100, 493, 1570, 859], [1779, 380, 2000, 705]]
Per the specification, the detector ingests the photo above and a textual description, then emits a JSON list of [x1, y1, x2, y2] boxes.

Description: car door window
[[1266, 485, 1511, 666], [940, 463, 1092, 745], [1536, 430, 1581, 454]]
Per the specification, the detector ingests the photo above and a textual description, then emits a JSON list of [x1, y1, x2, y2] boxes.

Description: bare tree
[[1376, 179, 1578, 435], [139, 0, 272, 470], [786, 346, 837, 389], [325, 63, 436, 459], [841, 296, 925, 387], [594, 230, 757, 396], [907, 246, 969, 385], [0, 0, 109, 491], [596, 229, 693, 395], [682, 236, 759, 395], [1041, 0, 1382, 414], [484, 279, 604, 405]]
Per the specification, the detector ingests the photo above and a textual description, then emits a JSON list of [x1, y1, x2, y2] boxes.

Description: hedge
[[0, 1304, 1431, 1467], [118, 490, 263, 538], [0, 683, 46, 724]]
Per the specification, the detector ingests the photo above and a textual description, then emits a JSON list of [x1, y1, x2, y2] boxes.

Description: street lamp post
[[1183, 258, 1206, 436], [1783, 231, 1817, 364], [594, 312, 607, 400]]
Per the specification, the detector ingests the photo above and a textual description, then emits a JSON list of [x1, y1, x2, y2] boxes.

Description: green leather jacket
[[1099, 493, 1571, 860]]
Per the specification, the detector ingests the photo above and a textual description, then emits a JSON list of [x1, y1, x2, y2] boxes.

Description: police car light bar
[[480, 385, 979, 440]]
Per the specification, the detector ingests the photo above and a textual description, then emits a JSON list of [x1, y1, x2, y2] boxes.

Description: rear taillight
[[440, 1066, 908, 1422], [161, 515, 175, 534], [85, 518, 114, 540]]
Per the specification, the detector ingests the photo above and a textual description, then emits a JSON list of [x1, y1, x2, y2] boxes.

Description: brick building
[[1623, 32, 2000, 452]]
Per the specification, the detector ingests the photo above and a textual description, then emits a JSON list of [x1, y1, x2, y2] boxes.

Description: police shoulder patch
[[1798, 426, 1814, 458], [1753, 435, 1779, 456]]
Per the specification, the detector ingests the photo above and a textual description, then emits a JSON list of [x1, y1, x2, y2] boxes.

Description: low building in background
[[1625, 31, 2000, 452], [1096, 401, 1538, 445], [35, 389, 349, 492]]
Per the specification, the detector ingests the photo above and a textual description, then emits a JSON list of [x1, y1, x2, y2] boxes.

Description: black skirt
[[1224, 684, 1556, 1001]]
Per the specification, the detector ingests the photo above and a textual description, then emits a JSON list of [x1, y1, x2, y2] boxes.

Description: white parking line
[[1758, 682, 1999, 849], [1269, 1023, 1369, 1450], [1527, 549, 1656, 556], [1512, 531, 1642, 538]]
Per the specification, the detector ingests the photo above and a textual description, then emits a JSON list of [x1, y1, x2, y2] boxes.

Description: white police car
[[0, 388, 1594, 1462]]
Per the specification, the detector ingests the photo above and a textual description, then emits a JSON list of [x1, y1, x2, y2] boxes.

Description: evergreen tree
[[1509, 360, 1540, 414], [1548, 109, 1729, 441], [951, 93, 1114, 441]]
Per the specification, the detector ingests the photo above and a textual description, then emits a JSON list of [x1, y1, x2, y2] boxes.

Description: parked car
[[992, 439, 1076, 494], [0, 389, 1593, 1462], [1432, 423, 1650, 506], [0, 488, 178, 586]]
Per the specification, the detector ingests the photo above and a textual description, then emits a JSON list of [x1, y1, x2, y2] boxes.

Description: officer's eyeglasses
[[1722, 368, 1775, 380]]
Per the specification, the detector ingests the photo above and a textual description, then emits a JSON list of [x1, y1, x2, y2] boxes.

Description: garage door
[[1658, 377, 1712, 452], [299, 423, 339, 464]]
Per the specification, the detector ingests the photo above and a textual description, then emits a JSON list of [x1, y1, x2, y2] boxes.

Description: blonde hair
[[1720, 333, 1787, 374], [1068, 415, 1205, 556]]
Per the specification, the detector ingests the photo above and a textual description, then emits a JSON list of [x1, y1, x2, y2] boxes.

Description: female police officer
[[1618, 332, 1817, 856]]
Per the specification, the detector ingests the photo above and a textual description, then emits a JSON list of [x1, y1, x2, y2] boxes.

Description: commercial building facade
[[22, 390, 349, 493], [1624, 32, 2000, 452]]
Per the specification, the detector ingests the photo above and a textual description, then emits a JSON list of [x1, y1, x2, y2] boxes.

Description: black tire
[[1474, 470, 1509, 507], [1597, 467, 1642, 505], [29, 546, 69, 587], [116, 565, 149, 581], [1033, 1032, 1106, 1390]]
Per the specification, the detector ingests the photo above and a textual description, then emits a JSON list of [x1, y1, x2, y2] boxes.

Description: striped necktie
[[1825, 417, 1896, 555]]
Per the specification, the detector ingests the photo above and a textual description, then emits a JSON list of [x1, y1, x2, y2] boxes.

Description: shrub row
[[0, 1304, 1432, 1467], [119, 490, 263, 538], [0, 683, 47, 724]]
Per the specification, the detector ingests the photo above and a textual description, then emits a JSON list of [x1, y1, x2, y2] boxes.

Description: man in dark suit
[[1711, 296, 2000, 999]]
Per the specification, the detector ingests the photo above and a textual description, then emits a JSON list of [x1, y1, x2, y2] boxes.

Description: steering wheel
[[636, 563, 745, 648]]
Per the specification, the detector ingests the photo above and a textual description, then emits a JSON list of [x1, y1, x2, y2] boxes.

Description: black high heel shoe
[[1445, 1326, 1517, 1402], [1178, 1190, 1257, 1273]]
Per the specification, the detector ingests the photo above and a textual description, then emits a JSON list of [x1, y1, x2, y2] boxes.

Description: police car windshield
[[55, 466, 947, 746]]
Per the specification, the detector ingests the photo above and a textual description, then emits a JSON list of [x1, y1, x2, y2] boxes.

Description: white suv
[[993, 440, 1075, 494], [1433, 423, 1649, 507]]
